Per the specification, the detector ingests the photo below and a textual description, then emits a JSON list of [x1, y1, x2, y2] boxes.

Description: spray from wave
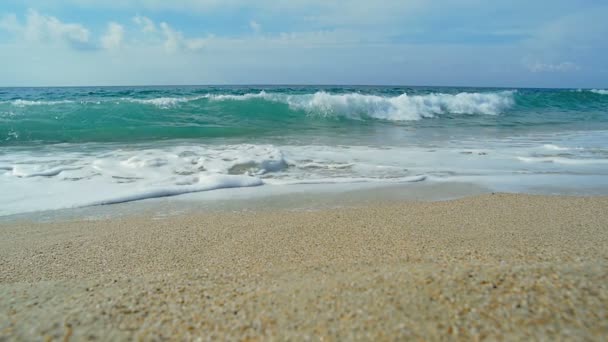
[[210, 91, 516, 120]]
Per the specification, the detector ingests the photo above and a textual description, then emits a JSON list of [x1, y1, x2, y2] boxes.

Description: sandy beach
[[1, 193, 607, 340]]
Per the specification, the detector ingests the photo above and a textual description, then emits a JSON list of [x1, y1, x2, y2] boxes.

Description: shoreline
[[0, 180, 492, 223], [2, 193, 608, 339], [5, 175, 608, 223]]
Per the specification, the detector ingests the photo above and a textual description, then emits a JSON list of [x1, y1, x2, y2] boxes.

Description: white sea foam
[[517, 156, 608, 165], [0, 145, 287, 215], [264, 175, 427, 185], [0, 143, 431, 215], [86, 175, 263, 206], [11, 165, 82, 177], [125, 97, 194, 108], [210, 91, 515, 120], [8, 99, 75, 107], [2, 133, 608, 216], [210, 91, 274, 101], [543, 144, 571, 151], [590, 89, 608, 95]]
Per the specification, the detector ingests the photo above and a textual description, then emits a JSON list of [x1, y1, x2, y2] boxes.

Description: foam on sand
[[264, 175, 427, 185], [86, 174, 263, 206], [1, 131, 608, 216]]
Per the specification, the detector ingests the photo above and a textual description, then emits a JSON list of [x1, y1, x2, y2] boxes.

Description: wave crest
[[211, 91, 515, 121], [7, 99, 75, 107], [126, 97, 196, 108], [590, 89, 608, 95], [3, 90, 516, 121]]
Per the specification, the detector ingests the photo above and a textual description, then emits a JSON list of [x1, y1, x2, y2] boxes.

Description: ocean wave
[[7, 99, 75, 107], [590, 89, 608, 95], [124, 96, 201, 108], [543, 144, 572, 151], [210, 91, 515, 120], [517, 156, 608, 165], [210, 92, 273, 101], [2, 91, 515, 120], [3, 96, 199, 108]]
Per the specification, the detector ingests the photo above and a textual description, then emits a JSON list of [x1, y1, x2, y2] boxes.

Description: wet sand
[[1, 193, 607, 340]]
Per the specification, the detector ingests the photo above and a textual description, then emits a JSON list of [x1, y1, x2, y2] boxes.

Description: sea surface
[[1, 85, 608, 216]]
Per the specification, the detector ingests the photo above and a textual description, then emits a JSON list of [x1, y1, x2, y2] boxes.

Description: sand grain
[[1, 194, 607, 340]]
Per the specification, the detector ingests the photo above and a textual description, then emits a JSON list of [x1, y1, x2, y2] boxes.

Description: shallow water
[[1, 86, 607, 216]]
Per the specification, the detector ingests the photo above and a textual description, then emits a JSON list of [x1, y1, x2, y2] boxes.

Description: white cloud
[[101, 22, 124, 50], [0, 9, 90, 46], [249, 20, 261, 34], [1, 3, 605, 88], [1, 10, 208, 53], [24, 0, 421, 13], [133, 15, 156, 33], [159, 22, 179, 52], [24, 9, 89, 44], [12, 0, 429, 31], [159, 21, 206, 53], [525, 61, 581, 73]]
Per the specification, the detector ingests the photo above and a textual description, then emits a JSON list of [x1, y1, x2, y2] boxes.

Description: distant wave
[[2, 91, 516, 120], [573, 89, 608, 95], [7, 99, 75, 107], [517, 156, 608, 165], [125, 96, 206, 108], [209, 91, 516, 121], [590, 89, 608, 95]]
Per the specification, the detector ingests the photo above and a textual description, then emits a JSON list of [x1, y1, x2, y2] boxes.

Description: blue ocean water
[[1, 86, 608, 215]]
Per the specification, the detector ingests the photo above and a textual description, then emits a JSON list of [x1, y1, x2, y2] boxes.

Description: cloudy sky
[[0, 0, 607, 87]]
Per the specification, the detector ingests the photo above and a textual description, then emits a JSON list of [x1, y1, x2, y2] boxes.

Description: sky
[[0, 1, 607, 88]]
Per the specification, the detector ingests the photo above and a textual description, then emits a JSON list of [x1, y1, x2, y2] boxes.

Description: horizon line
[[0, 83, 604, 90]]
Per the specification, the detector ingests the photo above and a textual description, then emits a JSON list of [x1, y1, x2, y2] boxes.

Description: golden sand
[[1, 193, 607, 340]]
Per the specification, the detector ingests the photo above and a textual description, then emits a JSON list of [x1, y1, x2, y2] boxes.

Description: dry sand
[[1, 193, 607, 340]]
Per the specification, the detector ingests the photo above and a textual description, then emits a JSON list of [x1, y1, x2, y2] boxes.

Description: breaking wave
[[209, 91, 516, 120], [125, 96, 207, 108], [2, 91, 516, 121], [7, 99, 75, 107]]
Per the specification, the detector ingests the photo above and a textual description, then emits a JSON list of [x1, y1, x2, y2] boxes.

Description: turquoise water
[[2, 86, 608, 145], [1, 86, 608, 215]]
